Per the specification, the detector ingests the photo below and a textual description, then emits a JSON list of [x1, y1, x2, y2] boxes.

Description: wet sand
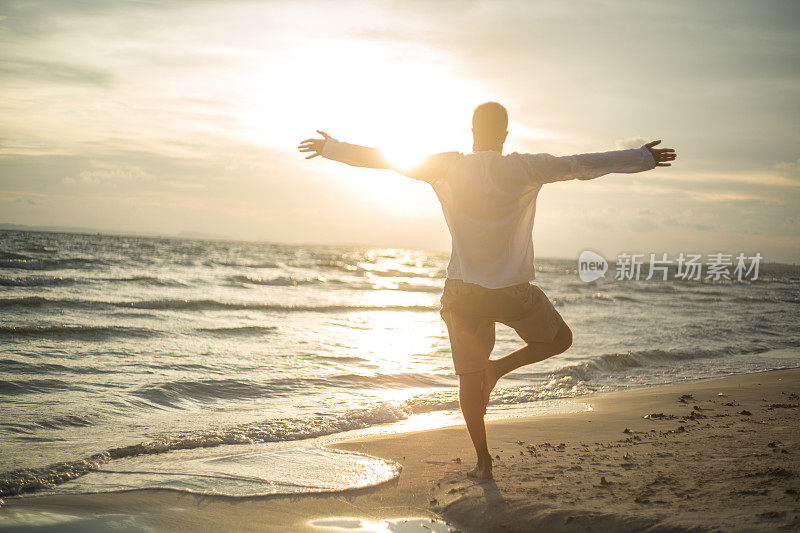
[[2, 369, 798, 532]]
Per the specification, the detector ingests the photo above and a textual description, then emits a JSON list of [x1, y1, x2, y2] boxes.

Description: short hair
[[472, 102, 508, 135]]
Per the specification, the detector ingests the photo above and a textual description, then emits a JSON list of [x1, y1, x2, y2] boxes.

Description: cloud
[[164, 181, 205, 189], [76, 165, 155, 184], [775, 158, 800, 178], [0, 58, 113, 87], [683, 191, 776, 204]]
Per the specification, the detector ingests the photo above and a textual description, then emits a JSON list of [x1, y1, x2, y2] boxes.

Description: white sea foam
[[51, 444, 401, 497]]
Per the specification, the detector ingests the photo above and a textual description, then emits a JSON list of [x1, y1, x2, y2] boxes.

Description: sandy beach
[[2, 368, 798, 532]]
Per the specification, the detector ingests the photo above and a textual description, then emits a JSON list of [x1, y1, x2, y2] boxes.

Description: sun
[[241, 36, 486, 163], [235, 35, 493, 213]]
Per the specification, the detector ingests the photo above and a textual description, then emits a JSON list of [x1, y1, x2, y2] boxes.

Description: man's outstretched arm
[[523, 140, 676, 184], [298, 130, 458, 183], [298, 130, 392, 169]]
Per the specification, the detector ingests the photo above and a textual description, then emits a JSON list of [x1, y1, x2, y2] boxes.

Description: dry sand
[[2, 369, 798, 532]]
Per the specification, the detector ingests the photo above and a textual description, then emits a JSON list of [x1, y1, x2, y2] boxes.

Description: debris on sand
[[768, 403, 798, 410], [644, 413, 678, 420]]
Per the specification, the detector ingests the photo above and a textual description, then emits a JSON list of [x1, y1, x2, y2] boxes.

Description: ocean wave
[[131, 379, 278, 408], [0, 276, 78, 287], [732, 295, 800, 304], [0, 375, 594, 496], [208, 259, 279, 268], [228, 274, 323, 287], [196, 326, 279, 337], [0, 358, 113, 375], [313, 259, 443, 280], [0, 259, 46, 270], [0, 378, 76, 396], [129, 373, 450, 409], [0, 296, 437, 313], [312, 354, 368, 363], [0, 325, 156, 341], [634, 284, 679, 294], [327, 372, 453, 389], [113, 299, 436, 313], [0, 296, 48, 308], [0, 257, 101, 271], [101, 276, 190, 287], [3, 414, 96, 432], [360, 268, 438, 279], [21, 245, 57, 254], [0, 401, 412, 497], [543, 342, 800, 383], [382, 282, 443, 294], [1, 252, 36, 260], [552, 293, 621, 306], [125, 369, 574, 414]]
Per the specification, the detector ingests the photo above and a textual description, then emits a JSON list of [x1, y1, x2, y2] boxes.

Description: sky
[[1, 0, 799, 262]]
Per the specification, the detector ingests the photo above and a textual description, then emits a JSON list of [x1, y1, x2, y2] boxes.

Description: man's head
[[472, 102, 508, 153]]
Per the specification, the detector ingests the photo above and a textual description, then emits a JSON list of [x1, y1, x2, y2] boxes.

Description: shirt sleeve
[[399, 151, 461, 183], [321, 138, 388, 169], [322, 139, 460, 183], [522, 146, 656, 185]]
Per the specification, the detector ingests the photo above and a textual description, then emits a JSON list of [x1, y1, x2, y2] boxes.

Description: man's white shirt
[[322, 140, 655, 289]]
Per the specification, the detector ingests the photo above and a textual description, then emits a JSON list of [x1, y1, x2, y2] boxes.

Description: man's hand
[[298, 130, 331, 160], [644, 140, 676, 167]]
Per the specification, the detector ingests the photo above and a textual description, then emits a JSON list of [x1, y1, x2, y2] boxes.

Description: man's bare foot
[[482, 361, 498, 409], [467, 460, 493, 480]]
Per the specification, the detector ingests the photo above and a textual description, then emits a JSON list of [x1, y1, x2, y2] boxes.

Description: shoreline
[[2, 368, 798, 532]]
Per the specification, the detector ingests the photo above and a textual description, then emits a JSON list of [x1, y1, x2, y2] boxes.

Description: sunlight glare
[[238, 36, 489, 210]]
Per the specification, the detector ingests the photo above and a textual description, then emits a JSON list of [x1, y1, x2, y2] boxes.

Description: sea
[[1, 229, 798, 498]]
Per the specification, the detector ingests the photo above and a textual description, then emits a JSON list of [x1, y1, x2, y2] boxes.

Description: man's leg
[[441, 309, 495, 478], [459, 370, 493, 479], [493, 322, 572, 379], [482, 322, 572, 406]]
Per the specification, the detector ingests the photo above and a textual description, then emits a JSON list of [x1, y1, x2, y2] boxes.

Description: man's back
[[431, 151, 545, 289]]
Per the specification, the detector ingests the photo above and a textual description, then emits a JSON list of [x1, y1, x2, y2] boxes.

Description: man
[[298, 102, 676, 479]]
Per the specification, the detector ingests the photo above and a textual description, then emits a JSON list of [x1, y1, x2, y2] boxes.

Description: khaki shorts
[[439, 279, 565, 375]]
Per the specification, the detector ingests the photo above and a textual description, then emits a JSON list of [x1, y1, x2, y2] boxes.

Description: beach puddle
[[50, 444, 400, 497], [310, 516, 455, 532]]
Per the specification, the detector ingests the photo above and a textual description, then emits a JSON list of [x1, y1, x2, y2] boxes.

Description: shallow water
[[1, 230, 798, 497]]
